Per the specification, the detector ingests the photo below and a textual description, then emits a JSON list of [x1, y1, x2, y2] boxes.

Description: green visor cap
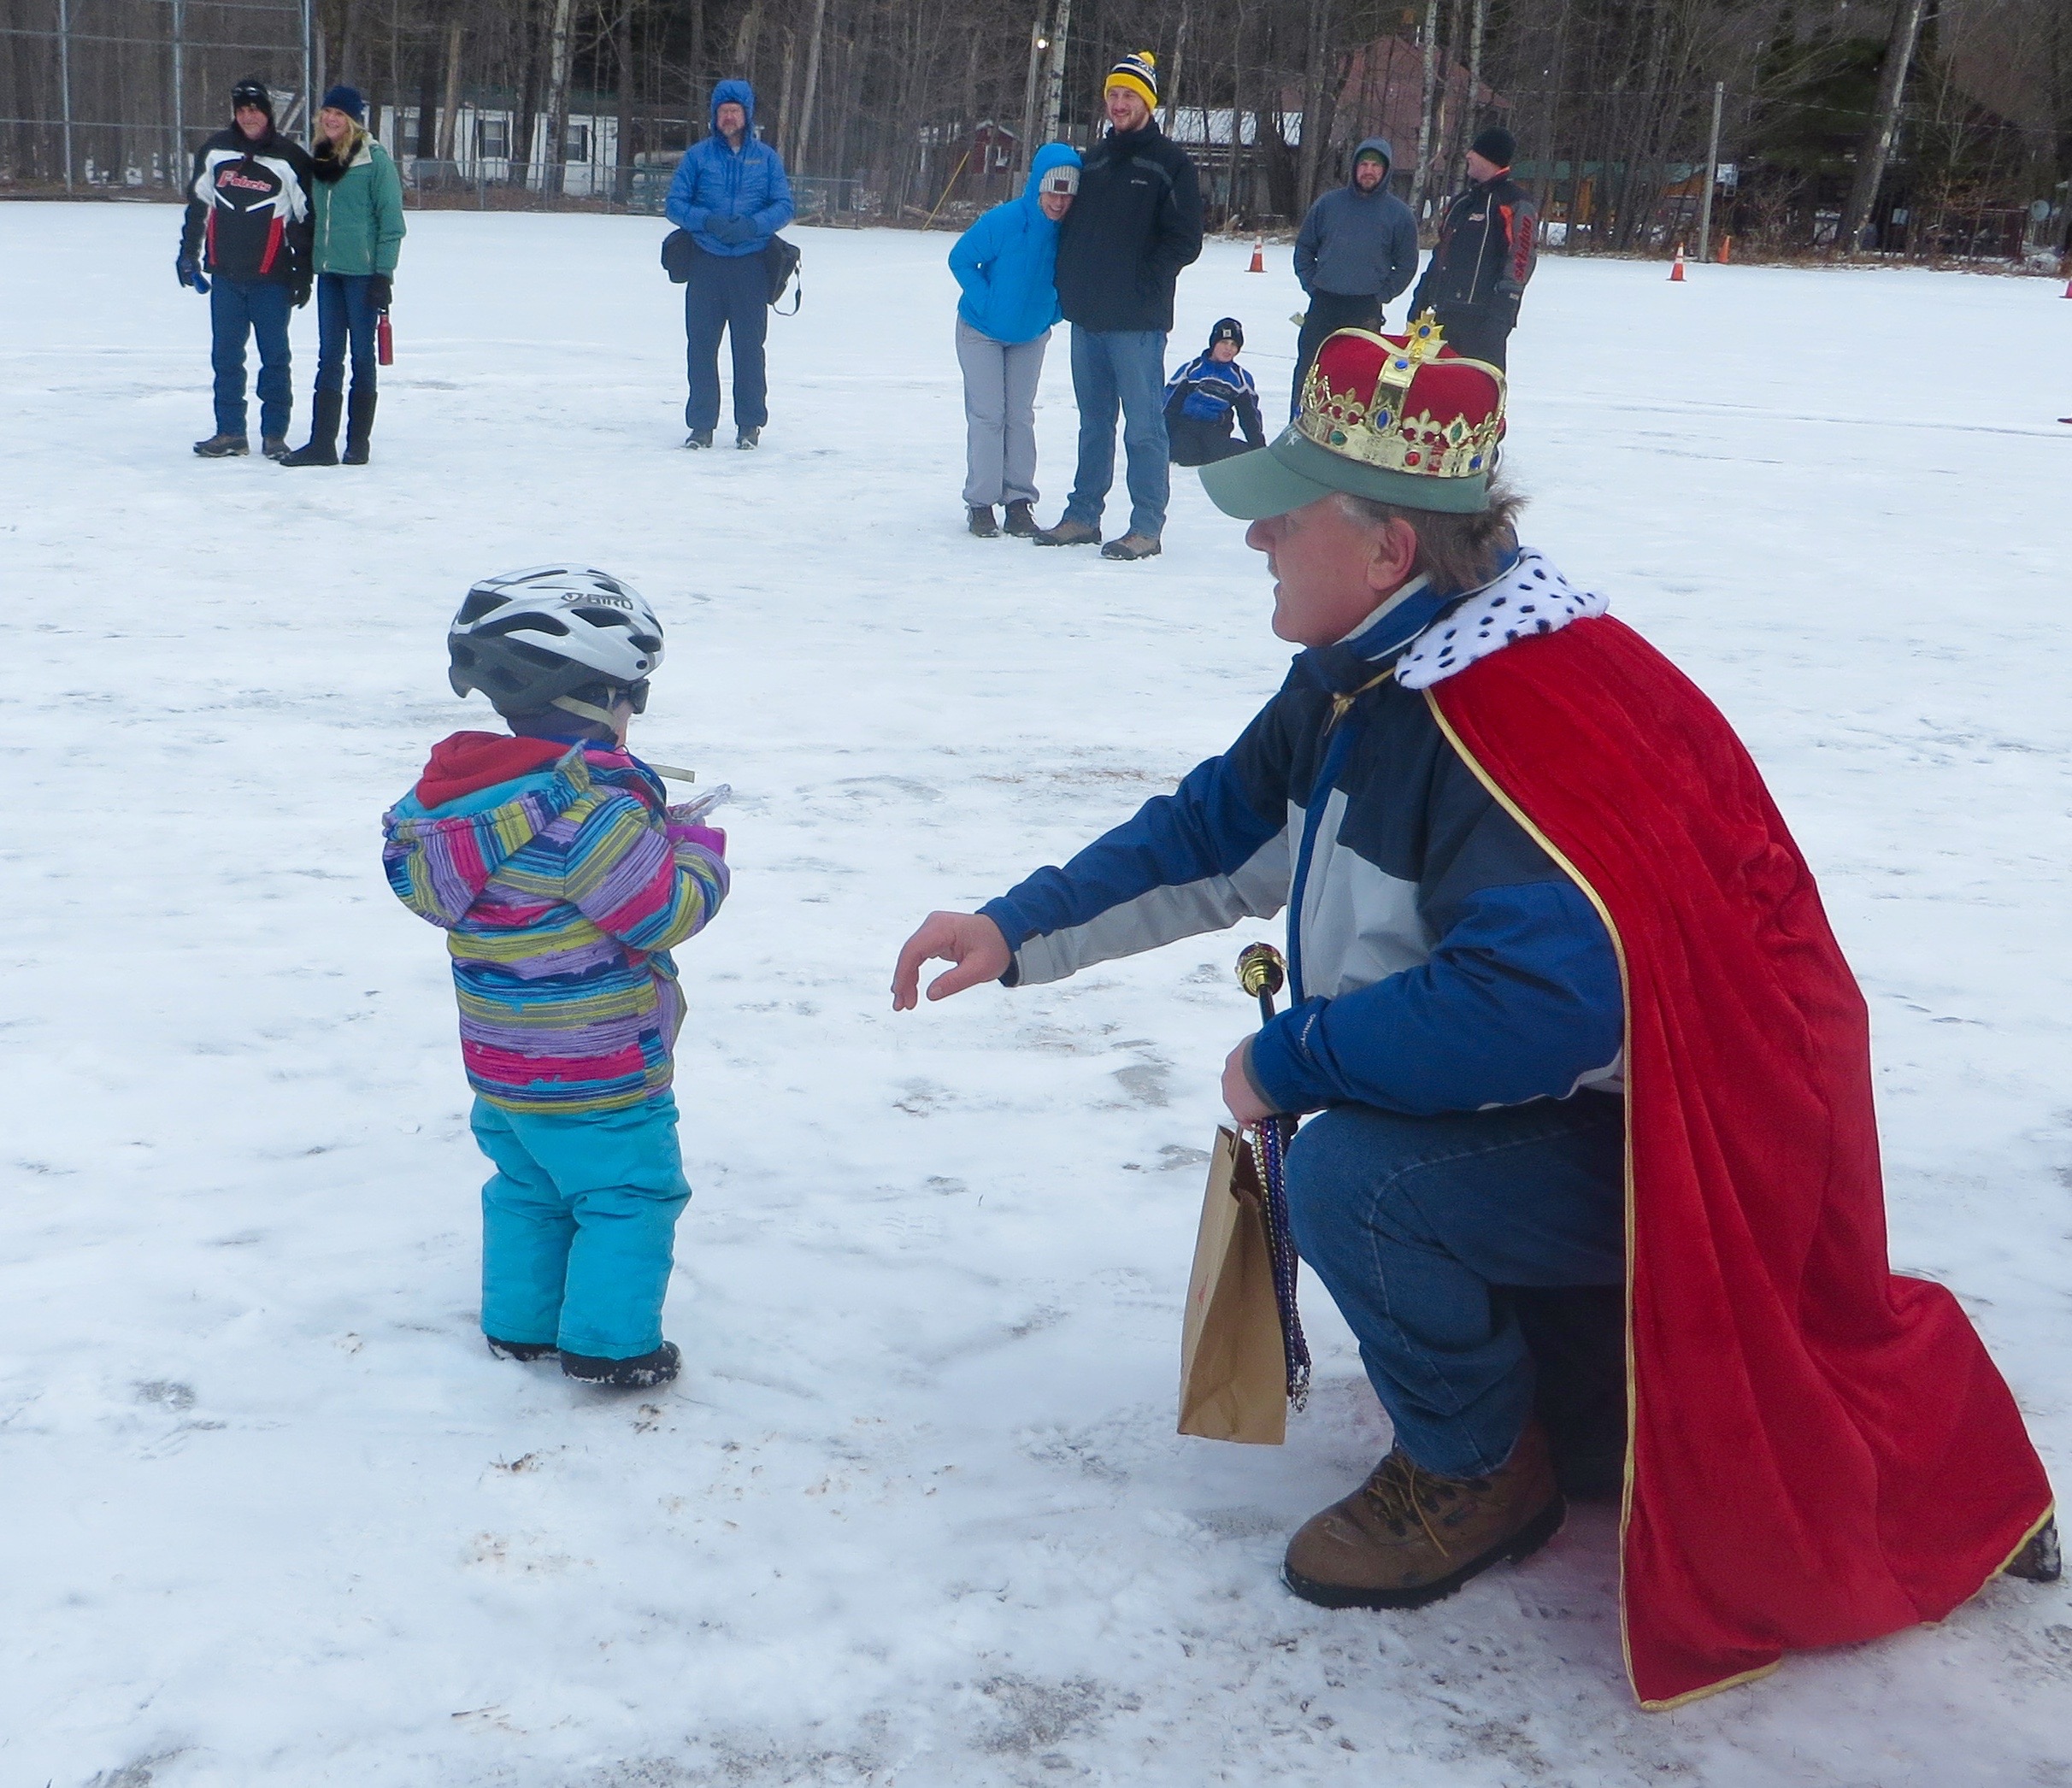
[[1198, 426, 1492, 520]]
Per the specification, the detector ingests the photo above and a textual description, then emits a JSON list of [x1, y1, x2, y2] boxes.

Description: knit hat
[[1209, 317, 1244, 350], [230, 78, 275, 121], [1105, 51, 1158, 110], [1199, 313, 1506, 519], [1470, 125, 1516, 168], [321, 84, 367, 122]]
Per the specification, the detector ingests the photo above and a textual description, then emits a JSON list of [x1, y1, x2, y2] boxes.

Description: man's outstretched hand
[[892, 912, 1011, 1011], [1221, 1038, 1276, 1128]]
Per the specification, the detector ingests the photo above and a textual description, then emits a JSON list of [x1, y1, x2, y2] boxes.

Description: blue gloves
[[705, 215, 756, 247], [176, 255, 209, 293]]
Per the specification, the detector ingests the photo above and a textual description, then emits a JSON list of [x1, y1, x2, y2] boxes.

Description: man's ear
[[1366, 516, 1419, 596]]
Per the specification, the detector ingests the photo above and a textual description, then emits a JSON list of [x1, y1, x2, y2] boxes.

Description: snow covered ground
[[1, 201, 2068, 1788]]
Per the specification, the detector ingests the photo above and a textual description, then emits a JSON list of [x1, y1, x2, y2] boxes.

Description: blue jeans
[[1063, 326, 1170, 538], [684, 244, 769, 432], [209, 276, 293, 439], [1285, 1096, 1625, 1479], [471, 1093, 692, 1359], [315, 272, 380, 397]]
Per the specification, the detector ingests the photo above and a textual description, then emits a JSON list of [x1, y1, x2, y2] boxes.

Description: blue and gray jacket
[[665, 79, 795, 258], [947, 142, 1082, 344], [979, 559, 1624, 1116]]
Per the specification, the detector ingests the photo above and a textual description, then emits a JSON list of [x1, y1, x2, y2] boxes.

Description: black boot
[[486, 1335, 557, 1362], [560, 1340, 681, 1389], [342, 388, 378, 465], [280, 390, 343, 467]]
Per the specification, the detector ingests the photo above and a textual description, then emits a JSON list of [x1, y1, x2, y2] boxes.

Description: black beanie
[[231, 77, 276, 121], [1470, 125, 1516, 168], [1209, 316, 1243, 350]]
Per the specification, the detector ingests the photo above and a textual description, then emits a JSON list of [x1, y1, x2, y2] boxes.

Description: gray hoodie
[[1292, 138, 1420, 305]]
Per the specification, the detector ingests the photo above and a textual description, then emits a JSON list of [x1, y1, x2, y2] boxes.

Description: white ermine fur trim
[[1394, 550, 1609, 690]]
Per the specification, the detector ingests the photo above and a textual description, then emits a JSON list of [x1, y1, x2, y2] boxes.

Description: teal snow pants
[[471, 1092, 692, 1360]]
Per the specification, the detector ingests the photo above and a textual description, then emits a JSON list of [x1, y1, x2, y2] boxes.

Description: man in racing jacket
[[1407, 126, 1536, 371], [177, 77, 315, 459]]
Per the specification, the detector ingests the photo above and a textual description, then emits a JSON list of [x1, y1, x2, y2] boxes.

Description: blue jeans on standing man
[[1062, 326, 1170, 540], [1284, 1094, 1626, 1481], [315, 272, 380, 399], [683, 244, 769, 433], [209, 276, 293, 440]]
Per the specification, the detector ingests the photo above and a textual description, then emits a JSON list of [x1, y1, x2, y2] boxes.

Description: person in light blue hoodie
[[946, 143, 1081, 538]]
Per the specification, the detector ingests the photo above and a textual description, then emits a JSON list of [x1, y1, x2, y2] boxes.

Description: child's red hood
[[414, 732, 571, 809]]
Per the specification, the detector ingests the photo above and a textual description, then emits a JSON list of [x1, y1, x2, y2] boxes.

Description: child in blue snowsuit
[[1163, 316, 1268, 467], [381, 567, 729, 1390]]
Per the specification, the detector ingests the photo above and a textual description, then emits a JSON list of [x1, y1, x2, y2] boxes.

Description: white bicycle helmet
[[447, 566, 664, 722]]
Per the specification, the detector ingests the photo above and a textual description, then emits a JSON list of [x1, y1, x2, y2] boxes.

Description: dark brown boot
[[1283, 1420, 1564, 1610], [1031, 517, 1101, 547], [2005, 1517, 2061, 1583]]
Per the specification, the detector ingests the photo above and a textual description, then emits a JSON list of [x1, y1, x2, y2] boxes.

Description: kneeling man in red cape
[[892, 318, 2057, 1707]]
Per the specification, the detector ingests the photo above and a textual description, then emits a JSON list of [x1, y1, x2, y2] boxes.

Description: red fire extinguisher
[[376, 308, 394, 368]]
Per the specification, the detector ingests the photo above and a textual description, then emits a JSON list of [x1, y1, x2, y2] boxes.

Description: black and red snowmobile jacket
[[179, 126, 315, 288], [1410, 171, 1537, 326]]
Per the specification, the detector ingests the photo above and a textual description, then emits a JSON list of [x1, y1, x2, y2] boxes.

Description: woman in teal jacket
[[946, 143, 1080, 536], [282, 85, 405, 467]]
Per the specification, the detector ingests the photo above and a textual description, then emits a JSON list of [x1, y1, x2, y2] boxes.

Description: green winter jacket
[[312, 132, 406, 276]]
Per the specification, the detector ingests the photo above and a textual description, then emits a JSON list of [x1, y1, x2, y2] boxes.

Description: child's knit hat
[[1209, 317, 1244, 350]]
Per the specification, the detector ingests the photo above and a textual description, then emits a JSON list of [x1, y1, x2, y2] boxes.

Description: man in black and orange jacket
[[1408, 126, 1536, 372]]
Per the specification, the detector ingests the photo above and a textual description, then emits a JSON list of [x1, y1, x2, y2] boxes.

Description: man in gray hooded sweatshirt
[[1289, 138, 1419, 415]]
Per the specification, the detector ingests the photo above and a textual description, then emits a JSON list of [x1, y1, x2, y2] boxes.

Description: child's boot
[[561, 1340, 680, 1390]]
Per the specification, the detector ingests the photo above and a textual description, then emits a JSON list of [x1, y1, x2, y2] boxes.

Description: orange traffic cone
[[2063, 275, 2071, 298], [1669, 245, 1686, 282], [1248, 234, 1265, 273], [1718, 235, 1732, 265]]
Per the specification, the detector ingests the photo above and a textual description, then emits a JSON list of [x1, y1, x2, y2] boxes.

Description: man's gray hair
[[1334, 480, 1526, 594]]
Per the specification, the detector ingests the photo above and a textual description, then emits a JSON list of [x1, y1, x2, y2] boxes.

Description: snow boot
[[1101, 532, 1163, 561], [560, 1340, 681, 1390], [262, 434, 291, 462], [1001, 500, 1039, 537], [685, 429, 715, 450], [341, 390, 377, 465], [193, 432, 249, 457], [1032, 518, 1101, 547], [2006, 1517, 2061, 1583], [968, 505, 1000, 538], [486, 1335, 558, 1362], [279, 390, 343, 467], [1282, 1420, 1564, 1611], [737, 426, 762, 450]]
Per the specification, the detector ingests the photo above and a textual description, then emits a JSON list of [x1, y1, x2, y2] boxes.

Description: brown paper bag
[[1177, 1125, 1288, 1444]]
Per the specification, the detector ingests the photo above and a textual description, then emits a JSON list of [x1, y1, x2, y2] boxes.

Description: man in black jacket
[[177, 78, 315, 459], [1407, 126, 1537, 373], [1033, 52, 1203, 562]]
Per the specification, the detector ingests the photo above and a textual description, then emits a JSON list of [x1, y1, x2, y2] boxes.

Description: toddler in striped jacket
[[382, 568, 727, 1391]]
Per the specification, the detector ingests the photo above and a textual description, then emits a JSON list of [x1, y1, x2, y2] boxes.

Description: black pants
[[683, 244, 769, 432], [1292, 290, 1382, 416], [1430, 304, 1513, 372], [1166, 411, 1251, 467]]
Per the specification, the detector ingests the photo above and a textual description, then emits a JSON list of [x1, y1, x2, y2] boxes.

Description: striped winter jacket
[[980, 551, 1623, 1118], [382, 733, 728, 1115]]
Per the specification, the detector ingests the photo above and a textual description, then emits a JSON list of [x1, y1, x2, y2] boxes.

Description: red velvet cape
[[1426, 615, 2052, 1708]]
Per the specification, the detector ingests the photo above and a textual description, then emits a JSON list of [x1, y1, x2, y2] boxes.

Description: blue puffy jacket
[[665, 79, 795, 258], [946, 143, 1081, 344]]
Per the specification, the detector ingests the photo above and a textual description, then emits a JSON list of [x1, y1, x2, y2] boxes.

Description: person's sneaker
[[685, 429, 715, 450], [1101, 532, 1163, 561], [737, 426, 761, 450], [2005, 1517, 2062, 1583], [192, 432, 249, 457], [262, 435, 291, 462], [1001, 500, 1039, 537], [1032, 518, 1101, 547], [1282, 1420, 1564, 1611], [485, 1336, 558, 1362], [560, 1340, 681, 1390], [968, 505, 1000, 538]]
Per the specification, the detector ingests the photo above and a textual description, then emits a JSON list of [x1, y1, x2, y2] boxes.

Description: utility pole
[[1697, 79, 1723, 262], [1843, 0, 1928, 253], [301, 0, 313, 141], [172, 0, 185, 181], [1041, 0, 1074, 148], [1019, 3, 1048, 180], [56, 0, 74, 191]]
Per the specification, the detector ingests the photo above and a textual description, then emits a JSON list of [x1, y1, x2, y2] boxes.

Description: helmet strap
[[550, 692, 622, 731]]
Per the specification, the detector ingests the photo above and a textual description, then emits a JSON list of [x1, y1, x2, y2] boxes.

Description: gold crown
[[1295, 312, 1505, 481]]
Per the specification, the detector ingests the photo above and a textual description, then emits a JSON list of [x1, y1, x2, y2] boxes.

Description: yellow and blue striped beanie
[[1105, 51, 1158, 109]]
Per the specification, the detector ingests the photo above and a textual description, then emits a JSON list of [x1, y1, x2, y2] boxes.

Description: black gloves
[[368, 273, 392, 311], [176, 255, 209, 293], [292, 273, 313, 309], [706, 215, 754, 246]]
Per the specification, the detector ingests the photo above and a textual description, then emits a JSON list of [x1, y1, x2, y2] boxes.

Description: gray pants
[[956, 316, 1049, 508]]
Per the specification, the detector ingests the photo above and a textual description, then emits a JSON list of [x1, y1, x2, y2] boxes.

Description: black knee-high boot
[[343, 388, 379, 465], [279, 389, 344, 467]]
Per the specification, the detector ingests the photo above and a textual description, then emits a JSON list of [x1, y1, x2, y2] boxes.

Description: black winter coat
[[1410, 173, 1537, 324], [179, 126, 315, 287], [1053, 122, 1204, 333]]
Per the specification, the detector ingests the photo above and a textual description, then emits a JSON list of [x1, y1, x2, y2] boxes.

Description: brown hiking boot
[[2004, 1517, 2061, 1583], [1100, 532, 1163, 561], [1283, 1420, 1564, 1610], [1031, 518, 1101, 547]]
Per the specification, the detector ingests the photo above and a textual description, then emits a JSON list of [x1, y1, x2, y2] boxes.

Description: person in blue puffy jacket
[[665, 79, 794, 450], [946, 144, 1081, 538]]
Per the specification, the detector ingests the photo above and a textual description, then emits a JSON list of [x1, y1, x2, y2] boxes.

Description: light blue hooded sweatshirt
[[946, 143, 1082, 344]]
